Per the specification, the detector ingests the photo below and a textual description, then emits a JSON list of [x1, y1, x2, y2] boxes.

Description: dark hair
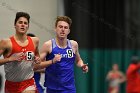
[[14, 12, 30, 25], [55, 16, 72, 27], [27, 33, 36, 37], [131, 56, 140, 64]]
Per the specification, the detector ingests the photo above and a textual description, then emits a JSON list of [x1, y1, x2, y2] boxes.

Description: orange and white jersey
[[109, 72, 121, 87], [4, 36, 35, 82]]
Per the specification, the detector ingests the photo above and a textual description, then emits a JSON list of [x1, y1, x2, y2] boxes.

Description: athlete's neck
[[112, 70, 119, 73], [15, 34, 27, 43], [55, 38, 67, 48]]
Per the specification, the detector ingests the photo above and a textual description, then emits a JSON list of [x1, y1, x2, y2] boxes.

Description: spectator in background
[[106, 63, 126, 93], [27, 33, 45, 93], [126, 56, 140, 93]]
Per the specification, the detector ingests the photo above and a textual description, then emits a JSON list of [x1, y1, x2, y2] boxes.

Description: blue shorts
[[36, 85, 44, 93], [46, 88, 76, 93]]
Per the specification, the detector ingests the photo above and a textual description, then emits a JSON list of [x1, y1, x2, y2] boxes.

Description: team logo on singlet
[[54, 49, 74, 58]]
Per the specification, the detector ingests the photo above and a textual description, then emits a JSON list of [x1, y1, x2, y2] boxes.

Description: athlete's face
[[55, 21, 70, 39], [112, 64, 119, 71], [15, 17, 29, 34]]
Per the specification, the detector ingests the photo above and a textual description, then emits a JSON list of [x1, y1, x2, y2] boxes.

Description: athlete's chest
[[16, 40, 29, 47], [111, 72, 121, 79], [53, 47, 75, 59]]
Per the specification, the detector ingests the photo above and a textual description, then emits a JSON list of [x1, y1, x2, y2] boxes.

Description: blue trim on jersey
[[34, 72, 44, 93]]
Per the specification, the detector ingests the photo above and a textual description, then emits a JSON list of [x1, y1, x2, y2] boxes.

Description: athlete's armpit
[[0, 40, 7, 56]]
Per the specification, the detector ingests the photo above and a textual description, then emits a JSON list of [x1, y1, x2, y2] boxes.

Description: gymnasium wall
[[0, 0, 60, 92]]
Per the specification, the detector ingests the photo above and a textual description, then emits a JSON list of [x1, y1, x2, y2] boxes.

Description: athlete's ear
[[53, 29, 56, 34], [27, 25, 29, 30], [14, 26, 16, 29], [68, 29, 70, 34]]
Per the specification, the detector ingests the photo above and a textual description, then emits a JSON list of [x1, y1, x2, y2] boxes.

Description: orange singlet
[[4, 36, 37, 93]]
